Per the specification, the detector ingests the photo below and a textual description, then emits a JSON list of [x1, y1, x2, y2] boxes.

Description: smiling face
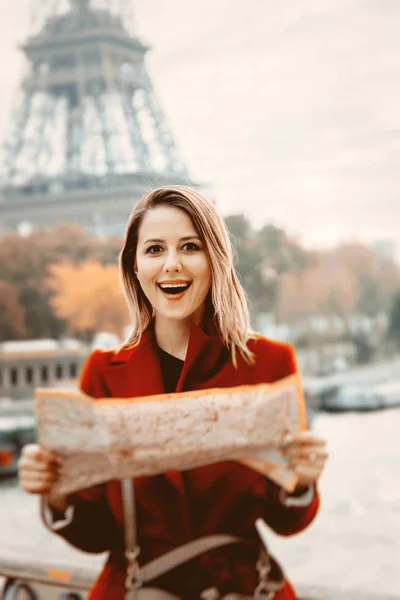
[[135, 205, 212, 325]]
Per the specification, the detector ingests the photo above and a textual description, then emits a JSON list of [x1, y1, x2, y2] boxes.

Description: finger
[[284, 446, 329, 460], [21, 480, 55, 495], [21, 444, 60, 465], [20, 470, 58, 486], [20, 481, 57, 495], [18, 454, 59, 471], [284, 432, 326, 446], [290, 463, 324, 485], [288, 459, 326, 471], [20, 472, 58, 493], [292, 461, 319, 472], [18, 457, 60, 477], [19, 462, 59, 481]]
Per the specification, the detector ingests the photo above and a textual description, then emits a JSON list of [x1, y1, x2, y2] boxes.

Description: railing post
[[1, 579, 85, 600], [3, 580, 38, 599]]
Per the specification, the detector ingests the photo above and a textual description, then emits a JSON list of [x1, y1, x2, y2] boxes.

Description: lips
[[157, 281, 192, 296]]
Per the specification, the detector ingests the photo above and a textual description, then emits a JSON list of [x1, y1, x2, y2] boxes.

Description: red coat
[[52, 320, 319, 599]]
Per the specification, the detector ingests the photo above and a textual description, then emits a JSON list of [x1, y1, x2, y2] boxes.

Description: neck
[[154, 310, 204, 361]]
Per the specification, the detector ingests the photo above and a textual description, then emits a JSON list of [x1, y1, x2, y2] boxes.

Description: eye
[[146, 245, 163, 254], [182, 242, 200, 252]]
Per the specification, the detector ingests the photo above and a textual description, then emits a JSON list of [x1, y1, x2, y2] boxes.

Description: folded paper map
[[34, 374, 307, 495]]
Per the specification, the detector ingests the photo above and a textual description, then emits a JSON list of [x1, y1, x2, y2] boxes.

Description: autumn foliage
[[278, 262, 357, 321], [0, 281, 25, 339], [0, 219, 399, 343], [47, 262, 129, 336], [0, 223, 123, 341], [278, 243, 400, 323]]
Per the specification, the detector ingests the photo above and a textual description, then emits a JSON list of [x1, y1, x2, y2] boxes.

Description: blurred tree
[[225, 215, 258, 287], [334, 243, 399, 316], [226, 215, 273, 324], [0, 224, 123, 339], [277, 261, 357, 323], [278, 243, 400, 326], [352, 332, 375, 364], [1, 219, 398, 343], [30, 222, 104, 264], [19, 286, 64, 340], [100, 235, 123, 265], [47, 261, 129, 337], [356, 276, 383, 318], [257, 225, 309, 274], [225, 217, 311, 322], [0, 232, 61, 339], [0, 281, 26, 341], [256, 225, 311, 320], [388, 290, 400, 349]]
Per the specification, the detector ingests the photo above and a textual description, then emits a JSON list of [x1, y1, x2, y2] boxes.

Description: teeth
[[160, 283, 189, 289]]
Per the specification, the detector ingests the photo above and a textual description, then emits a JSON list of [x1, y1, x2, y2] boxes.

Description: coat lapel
[[175, 321, 211, 392], [102, 329, 164, 399]]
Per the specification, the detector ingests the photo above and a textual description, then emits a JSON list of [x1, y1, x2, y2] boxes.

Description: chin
[[155, 302, 205, 323], [159, 309, 194, 321]]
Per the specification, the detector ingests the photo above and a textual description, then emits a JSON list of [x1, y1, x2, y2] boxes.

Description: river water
[[1, 408, 399, 597]]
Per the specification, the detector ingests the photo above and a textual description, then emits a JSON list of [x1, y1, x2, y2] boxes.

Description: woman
[[19, 186, 328, 600]]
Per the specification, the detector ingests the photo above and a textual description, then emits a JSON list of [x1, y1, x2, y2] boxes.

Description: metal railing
[[0, 551, 96, 600], [0, 554, 398, 600]]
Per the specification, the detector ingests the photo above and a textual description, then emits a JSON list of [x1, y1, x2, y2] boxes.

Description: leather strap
[[122, 478, 140, 600], [138, 527, 284, 590], [127, 593, 258, 600], [122, 478, 137, 551], [121, 479, 284, 598], [130, 589, 180, 600], [122, 479, 244, 583], [140, 534, 244, 582]]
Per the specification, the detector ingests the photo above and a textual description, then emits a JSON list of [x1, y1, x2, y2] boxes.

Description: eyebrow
[[143, 236, 202, 244]]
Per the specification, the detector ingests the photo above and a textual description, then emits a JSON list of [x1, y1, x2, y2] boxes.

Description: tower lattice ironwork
[[0, 0, 194, 236]]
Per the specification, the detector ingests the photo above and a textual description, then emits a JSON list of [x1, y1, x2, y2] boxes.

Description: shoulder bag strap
[[140, 534, 244, 582], [122, 478, 284, 598], [122, 478, 141, 599]]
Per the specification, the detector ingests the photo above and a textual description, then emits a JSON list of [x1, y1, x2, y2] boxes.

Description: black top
[[157, 346, 184, 393]]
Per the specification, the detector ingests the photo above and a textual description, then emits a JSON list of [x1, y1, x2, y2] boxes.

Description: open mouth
[[157, 282, 192, 296]]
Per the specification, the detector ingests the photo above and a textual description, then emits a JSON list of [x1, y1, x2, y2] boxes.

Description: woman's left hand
[[281, 431, 328, 487]]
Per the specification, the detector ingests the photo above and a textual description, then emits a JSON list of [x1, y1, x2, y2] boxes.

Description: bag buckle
[[125, 545, 142, 590], [254, 558, 275, 600]]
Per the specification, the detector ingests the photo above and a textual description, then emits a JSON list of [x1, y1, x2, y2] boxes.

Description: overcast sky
[[0, 0, 399, 256]]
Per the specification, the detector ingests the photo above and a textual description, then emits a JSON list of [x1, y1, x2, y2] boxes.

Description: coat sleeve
[[42, 350, 121, 554], [263, 343, 320, 536], [263, 479, 320, 536]]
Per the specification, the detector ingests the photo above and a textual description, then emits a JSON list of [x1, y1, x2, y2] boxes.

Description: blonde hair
[[119, 186, 255, 366]]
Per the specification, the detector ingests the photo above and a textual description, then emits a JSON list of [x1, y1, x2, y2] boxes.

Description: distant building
[[0, 338, 88, 400]]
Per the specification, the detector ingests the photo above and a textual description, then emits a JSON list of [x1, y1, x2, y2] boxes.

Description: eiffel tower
[[0, 0, 194, 236]]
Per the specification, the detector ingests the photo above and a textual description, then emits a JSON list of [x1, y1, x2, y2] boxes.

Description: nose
[[163, 251, 182, 273]]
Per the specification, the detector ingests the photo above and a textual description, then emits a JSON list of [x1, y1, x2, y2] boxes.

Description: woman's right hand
[[18, 444, 68, 512]]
